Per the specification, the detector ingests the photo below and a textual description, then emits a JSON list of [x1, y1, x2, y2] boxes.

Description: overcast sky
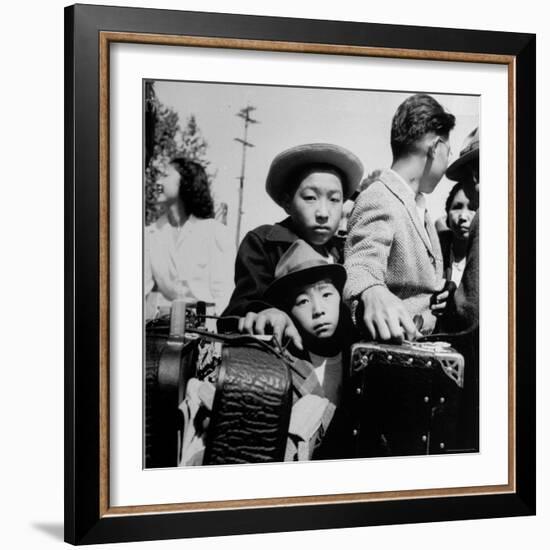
[[153, 79, 479, 243]]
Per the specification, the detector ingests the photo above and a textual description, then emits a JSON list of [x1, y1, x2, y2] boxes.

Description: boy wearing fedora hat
[[222, 143, 363, 350], [265, 239, 356, 459], [446, 127, 479, 185], [344, 94, 456, 341], [265, 239, 352, 400]]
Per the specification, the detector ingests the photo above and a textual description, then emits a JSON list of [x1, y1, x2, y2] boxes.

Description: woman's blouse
[[145, 214, 235, 319]]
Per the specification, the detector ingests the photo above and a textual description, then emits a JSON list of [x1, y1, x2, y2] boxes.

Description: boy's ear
[[427, 140, 438, 159], [280, 193, 291, 213], [423, 132, 442, 159]]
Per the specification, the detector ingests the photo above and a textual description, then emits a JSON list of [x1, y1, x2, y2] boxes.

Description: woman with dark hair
[[145, 158, 235, 319], [439, 181, 478, 287]]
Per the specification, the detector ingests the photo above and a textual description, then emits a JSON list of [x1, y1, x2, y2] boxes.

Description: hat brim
[[266, 143, 364, 206], [445, 148, 479, 181], [264, 263, 347, 307]]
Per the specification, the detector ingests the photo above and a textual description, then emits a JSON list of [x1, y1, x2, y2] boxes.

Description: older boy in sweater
[[345, 94, 456, 341]]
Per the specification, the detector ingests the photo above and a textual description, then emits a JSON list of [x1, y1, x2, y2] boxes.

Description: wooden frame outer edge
[[508, 58, 517, 494], [101, 31, 513, 64], [99, 31, 110, 517], [97, 31, 517, 518]]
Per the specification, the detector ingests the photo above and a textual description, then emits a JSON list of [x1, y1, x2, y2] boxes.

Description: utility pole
[[234, 105, 259, 248]]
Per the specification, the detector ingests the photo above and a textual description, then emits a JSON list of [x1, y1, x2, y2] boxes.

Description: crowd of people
[[145, 92, 480, 461]]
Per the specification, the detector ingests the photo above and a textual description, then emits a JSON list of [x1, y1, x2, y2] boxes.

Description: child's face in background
[[291, 279, 340, 339], [447, 188, 476, 242], [284, 170, 343, 246]]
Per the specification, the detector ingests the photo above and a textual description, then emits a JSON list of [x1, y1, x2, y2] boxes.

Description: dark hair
[[445, 181, 479, 214], [281, 163, 345, 204], [445, 182, 464, 214], [390, 94, 456, 159], [170, 158, 215, 218]]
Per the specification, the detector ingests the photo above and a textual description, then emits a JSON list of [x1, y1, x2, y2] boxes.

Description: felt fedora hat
[[265, 143, 364, 206], [264, 239, 347, 305], [446, 127, 479, 182]]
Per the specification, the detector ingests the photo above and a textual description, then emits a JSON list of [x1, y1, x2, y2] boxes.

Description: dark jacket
[[438, 228, 454, 280], [284, 304, 358, 461], [454, 212, 479, 327], [222, 217, 344, 319], [436, 215, 479, 332]]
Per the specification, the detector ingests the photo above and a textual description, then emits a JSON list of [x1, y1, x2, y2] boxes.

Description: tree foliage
[[180, 115, 210, 166]]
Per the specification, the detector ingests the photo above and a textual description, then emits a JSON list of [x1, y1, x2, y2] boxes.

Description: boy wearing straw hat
[[222, 143, 363, 350]]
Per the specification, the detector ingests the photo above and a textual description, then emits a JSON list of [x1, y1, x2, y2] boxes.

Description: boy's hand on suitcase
[[238, 308, 303, 350], [360, 286, 420, 342]]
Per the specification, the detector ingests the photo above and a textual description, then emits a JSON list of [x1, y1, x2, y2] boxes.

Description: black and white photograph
[[57, 1, 538, 546], [143, 79, 480, 469]]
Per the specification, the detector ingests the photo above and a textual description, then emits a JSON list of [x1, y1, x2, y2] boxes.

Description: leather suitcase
[[203, 343, 293, 465], [145, 302, 202, 468], [349, 341, 466, 457]]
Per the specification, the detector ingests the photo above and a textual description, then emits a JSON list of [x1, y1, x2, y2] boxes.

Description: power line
[[234, 105, 259, 248]]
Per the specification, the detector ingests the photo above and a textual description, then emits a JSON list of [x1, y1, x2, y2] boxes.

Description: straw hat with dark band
[[446, 127, 479, 182], [264, 240, 347, 306], [266, 143, 364, 206]]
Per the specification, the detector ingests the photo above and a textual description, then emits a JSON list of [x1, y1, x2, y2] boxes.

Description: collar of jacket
[[285, 344, 350, 402], [265, 217, 298, 243], [379, 169, 435, 255], [149, 212, 200, 233], [291, 357, 325, 398], [265, 217, 342, 260]]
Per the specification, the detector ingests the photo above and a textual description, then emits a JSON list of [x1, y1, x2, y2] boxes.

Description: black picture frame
[[65, 3, 536, 545]]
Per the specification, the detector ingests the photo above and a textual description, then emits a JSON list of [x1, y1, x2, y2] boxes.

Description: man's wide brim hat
[[264, 239, 347, 306], [446, 127, 479, 182], [266, 143, 364, 206]]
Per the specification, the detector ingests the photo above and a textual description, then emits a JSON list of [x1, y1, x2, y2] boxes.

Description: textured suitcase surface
[[349, 341, 466, 457], [204, 344, 292, 465]]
